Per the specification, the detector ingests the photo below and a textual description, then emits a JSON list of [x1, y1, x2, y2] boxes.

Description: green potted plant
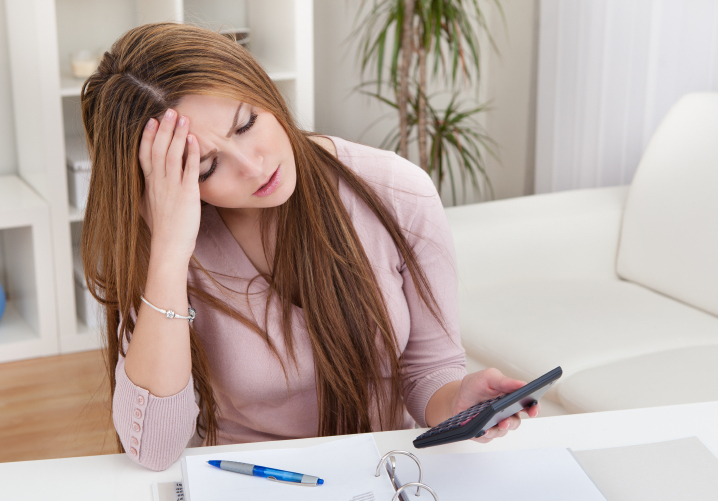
[[354, 0, 502, 204]]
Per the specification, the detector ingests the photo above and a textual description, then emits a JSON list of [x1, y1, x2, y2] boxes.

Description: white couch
[[445, 93, 718, 414]]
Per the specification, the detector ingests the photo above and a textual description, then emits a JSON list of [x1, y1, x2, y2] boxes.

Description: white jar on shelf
[[70, 50, 99, 79]]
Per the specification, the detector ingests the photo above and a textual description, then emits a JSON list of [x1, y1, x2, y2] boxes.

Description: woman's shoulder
[[327, 136, 442, 234], [328, 136, 437, 199]]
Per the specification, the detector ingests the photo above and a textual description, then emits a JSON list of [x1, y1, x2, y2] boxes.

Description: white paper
[[570, 437, 718, 501], [181, 435, 397, 501], [393, 447, 607, 501]]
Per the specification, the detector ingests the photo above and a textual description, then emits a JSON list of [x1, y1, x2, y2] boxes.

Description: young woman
[[81, 22, 539, 471]]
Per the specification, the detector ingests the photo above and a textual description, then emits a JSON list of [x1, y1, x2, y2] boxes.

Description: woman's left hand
[[452, 368, 541, 443]]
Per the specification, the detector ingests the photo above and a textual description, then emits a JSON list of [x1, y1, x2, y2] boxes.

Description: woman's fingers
[[138, 118, 158, 177], [456, 369, 540, 445], [526, 401, 541, 418], [472, 414, 522, 444], [150, 109, 179, 178], [166, 114, 189, 182], [475, 427, 508, 443], [483, 368, 527, 395], [183, 134, 200, 186], [502, 414, 522, 430]]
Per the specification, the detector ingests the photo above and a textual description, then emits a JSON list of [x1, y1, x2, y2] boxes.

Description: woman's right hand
[[138, 109, 201, 263]]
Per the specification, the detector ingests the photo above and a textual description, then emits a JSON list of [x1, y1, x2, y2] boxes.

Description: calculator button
[[460, 415, 477, 426]]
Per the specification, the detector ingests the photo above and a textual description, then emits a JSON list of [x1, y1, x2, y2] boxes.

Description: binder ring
[[392, 483, 439, 501], [376, 450, 423, 497]]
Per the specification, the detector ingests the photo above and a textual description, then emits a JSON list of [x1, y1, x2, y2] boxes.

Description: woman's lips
[[253, 166, 281, 197]]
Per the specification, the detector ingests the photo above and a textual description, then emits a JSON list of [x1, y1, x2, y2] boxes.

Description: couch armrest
[[445, 186, 629, 289]]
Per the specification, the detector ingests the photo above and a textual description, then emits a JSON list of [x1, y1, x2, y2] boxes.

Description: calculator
[[413, 367, 563, 448]]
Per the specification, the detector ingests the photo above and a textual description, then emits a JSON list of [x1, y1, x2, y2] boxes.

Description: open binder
[[378, 450, 438, 501], [165, 435, 606, 501], [177, 435, 422, 500]]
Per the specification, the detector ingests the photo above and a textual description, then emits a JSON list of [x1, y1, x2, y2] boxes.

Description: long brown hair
[[80, 22, 448, 450]]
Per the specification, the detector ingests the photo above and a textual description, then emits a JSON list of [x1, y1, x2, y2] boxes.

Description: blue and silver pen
[[207, 460, 324, 486]]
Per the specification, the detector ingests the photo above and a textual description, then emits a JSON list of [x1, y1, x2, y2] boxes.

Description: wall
[[313, 0, 538, 205], [0, 0, 18, 176], [483, 0, 539, 199], [535, 0, 718, 193]]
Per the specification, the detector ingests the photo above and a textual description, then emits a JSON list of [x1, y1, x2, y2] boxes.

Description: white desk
[[2, 401, 717, 500]]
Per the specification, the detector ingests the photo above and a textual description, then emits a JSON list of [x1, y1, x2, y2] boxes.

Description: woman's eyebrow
[[199, 148, 218, 164], [197, 103, 243, 163], [226, 103, 243, 138]]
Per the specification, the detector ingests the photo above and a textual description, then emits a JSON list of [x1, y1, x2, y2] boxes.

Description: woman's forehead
[[176, 95, 248, 135], [176, 94, 243, 117]]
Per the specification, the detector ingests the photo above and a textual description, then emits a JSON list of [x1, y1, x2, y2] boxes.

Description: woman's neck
[[215, 206, 262, 227]]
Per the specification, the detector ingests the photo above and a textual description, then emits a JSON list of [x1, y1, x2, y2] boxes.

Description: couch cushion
[[617, 93, 718, 317], [557, 346, 718, 413], [460, 279, 718, 400], [447, 186, 628, 287]]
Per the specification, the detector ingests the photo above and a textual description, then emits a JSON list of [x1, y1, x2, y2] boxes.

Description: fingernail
[[178, 116, 186, 127], [165, 109, 175, 120], [145, 118, 155, 129], [187, 134, 194, 144]]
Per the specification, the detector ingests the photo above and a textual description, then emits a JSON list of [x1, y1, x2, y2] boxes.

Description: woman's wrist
[[425, 379, 462, 427], [148, 241, 193, 271], [144, 250, 192, 313]]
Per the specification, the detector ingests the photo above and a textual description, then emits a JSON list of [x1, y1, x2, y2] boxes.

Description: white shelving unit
[[0, 176, 57, 363], [0, 0, 313, 362]]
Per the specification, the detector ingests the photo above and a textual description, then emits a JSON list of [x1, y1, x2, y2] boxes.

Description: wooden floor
[[0, 350, 117, 463]]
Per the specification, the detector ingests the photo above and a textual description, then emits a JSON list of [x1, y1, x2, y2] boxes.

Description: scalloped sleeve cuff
[[113, 355, 199, 471]]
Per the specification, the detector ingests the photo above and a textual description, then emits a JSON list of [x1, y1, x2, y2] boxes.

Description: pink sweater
[[113, 137, 467, 470]]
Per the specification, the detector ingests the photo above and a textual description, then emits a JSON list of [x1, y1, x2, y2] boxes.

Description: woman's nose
[[229, 146, 264, 179]]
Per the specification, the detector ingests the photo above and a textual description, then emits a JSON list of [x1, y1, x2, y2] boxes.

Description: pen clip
[[267, 476, 316, 487]]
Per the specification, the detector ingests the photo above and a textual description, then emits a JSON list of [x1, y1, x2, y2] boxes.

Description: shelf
[[0, 175, 46, 212], [60, 75, 87, 98], [0, 175, 47, 229], [60, 316, 102, 354], [76, 316, 97, 336], [0, 301, 56, 363], [266, 70, 297, 82], [0, 301, 38, 346], [68, 205, 84, 223]]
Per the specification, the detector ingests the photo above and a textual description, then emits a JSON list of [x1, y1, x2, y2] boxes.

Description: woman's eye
[[199, 158, 217, 183], [236, 112, 257, 135], [198, 112, 257, 183]]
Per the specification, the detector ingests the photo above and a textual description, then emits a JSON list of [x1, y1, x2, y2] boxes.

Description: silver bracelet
[[141, 295, 196, 322]]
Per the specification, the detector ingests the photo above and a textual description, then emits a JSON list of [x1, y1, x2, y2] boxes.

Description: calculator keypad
[[415, 395, 505, 440]]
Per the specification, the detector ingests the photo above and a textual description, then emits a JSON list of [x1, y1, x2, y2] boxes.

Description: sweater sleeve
[[112, 311, 200, 471], [393, 157, 467, 427]]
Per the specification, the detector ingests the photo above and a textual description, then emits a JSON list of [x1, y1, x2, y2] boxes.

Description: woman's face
[[174, 94, 296, 215]]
